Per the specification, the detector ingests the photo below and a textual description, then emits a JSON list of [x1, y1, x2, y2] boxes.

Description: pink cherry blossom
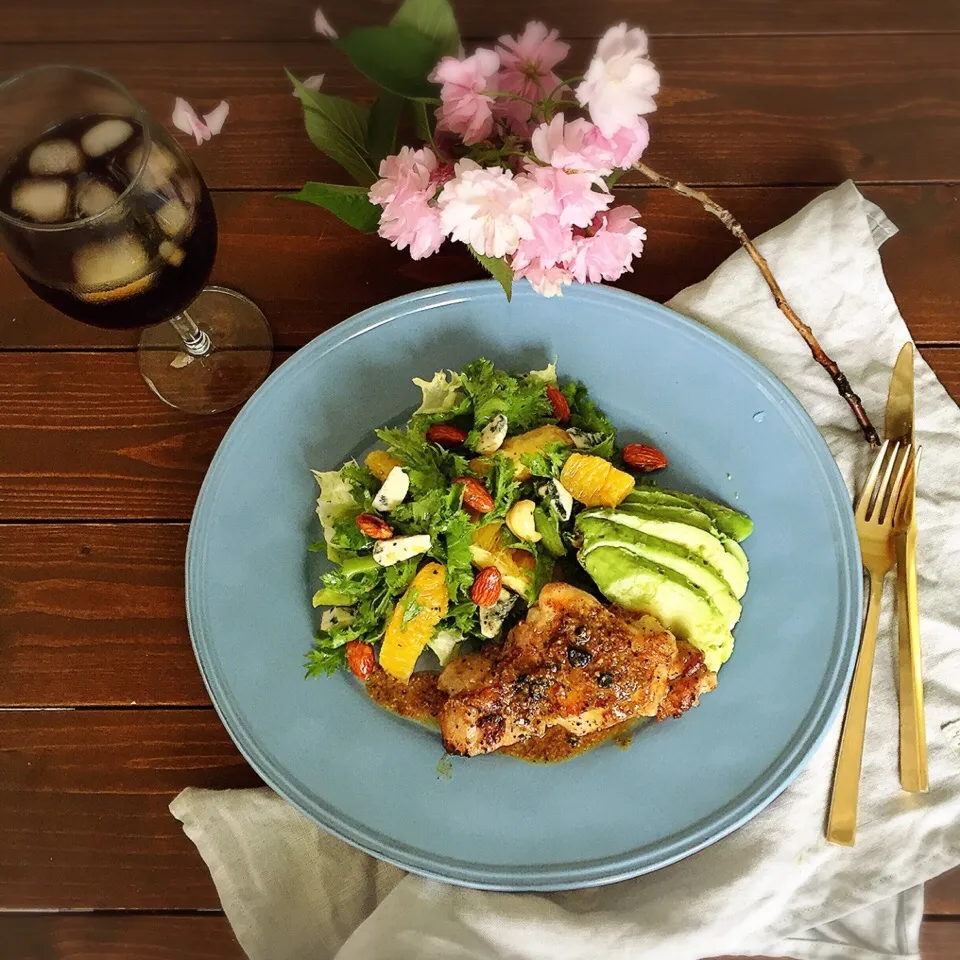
[[583, 117, 650, 169], [171, 98, 229, 146], [570, 204, 646, 283], [576, 24, 660, 136], [495, 21, 570, 133], [369, 147, 444, 261], [513, 259, 574, 297], [430, 49, 500, 145], [530, 114, 612, 174], [437, 159, 536, 259], [378, 195, 444, 260], [369, 146, 438, 209], [524, 162, 612, 228], [512, 214, 575, 271]]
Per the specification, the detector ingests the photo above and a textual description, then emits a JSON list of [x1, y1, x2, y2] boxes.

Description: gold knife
[[886, 342, 928, 792]]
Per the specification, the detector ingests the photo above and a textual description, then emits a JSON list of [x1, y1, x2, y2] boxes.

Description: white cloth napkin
[[172, 181, 960, 960]]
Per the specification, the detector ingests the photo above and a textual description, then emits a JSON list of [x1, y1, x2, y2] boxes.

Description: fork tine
[[879, 443, 913, 525], [855, 439, 892, 522], [895, 446, 922, 527], [868, 440, 902, 523]]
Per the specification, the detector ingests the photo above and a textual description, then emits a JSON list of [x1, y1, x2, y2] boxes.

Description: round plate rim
[[186, 279, 861, 891]]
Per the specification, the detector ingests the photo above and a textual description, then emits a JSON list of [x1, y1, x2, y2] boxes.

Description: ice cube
[[28, 138, 84, 175], [159, 240, 185, 266], [75, 178, 119, 218], [81, 119, 134, 158], [155, 197, 193, 237], [11, 178, 70, 222], [74, 235, 152, 300], [126, 143, 176, 190]]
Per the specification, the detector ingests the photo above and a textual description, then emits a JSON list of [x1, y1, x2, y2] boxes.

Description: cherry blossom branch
[[632, 162, 880, 447]]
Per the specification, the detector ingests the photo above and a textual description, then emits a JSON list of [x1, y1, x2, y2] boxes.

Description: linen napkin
[[172, 181, 960, 960]]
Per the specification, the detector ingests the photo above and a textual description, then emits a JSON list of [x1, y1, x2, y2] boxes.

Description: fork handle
[[897, 526, 928, 792], [827, 571, 885, 846]]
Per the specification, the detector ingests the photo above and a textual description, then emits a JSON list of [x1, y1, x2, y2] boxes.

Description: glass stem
[[168, 310, 212, 357]]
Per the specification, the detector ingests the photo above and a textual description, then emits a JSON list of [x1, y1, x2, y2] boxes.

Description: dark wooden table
[[1, 2, 959, 957]]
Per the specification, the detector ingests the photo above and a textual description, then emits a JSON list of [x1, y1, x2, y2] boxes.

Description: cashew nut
[[505, 499, 542, 543]]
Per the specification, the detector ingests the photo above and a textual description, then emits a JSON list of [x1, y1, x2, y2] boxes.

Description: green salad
[[307, 359, 753, 683]]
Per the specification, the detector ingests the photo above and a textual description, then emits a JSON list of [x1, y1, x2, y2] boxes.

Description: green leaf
[[400, 587, 423, 630], [375, 424, 466, 494], [469, 248, 513, 301], [458, 358, 553, 431], [305, 641, 346, 677], [391, 0, 460, 58], [412, 100, 434, 143], [367, 91, 405, 165], [561, 381, 617, 458], [484, 455, 521, 522], [287, 69, 376, 187], [520, 441, 573, 479], [280, 182, 381, 233], [336, 25, 442, 100]]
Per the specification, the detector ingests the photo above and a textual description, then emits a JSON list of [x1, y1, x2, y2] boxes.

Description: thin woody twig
[[633, 162, 880, 447]]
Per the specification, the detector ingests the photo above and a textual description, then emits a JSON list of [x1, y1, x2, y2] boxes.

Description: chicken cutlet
[[439, 582, 717, 756]]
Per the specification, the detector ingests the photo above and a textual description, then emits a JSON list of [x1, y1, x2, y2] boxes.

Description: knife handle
[[897, 524, 928, 792], [828, 570, 885, 846]]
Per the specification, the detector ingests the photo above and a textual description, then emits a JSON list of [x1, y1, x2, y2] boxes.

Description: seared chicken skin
[[438, 582, 716, 756]]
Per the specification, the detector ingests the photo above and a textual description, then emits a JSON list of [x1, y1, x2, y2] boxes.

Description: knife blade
[[886, 342, 927, 792], [886, 343, 915, 447]]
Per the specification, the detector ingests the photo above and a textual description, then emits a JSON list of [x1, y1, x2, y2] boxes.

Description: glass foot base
[[138, 286, 273, 415]]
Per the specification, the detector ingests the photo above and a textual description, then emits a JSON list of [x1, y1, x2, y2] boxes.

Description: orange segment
[[560, 454, 635, 507], [469, 456, 492, 477], [365, 449, 402, 481], [560, 453, 610, 503], [469, 523, 533, 599], [597, 466, 635, 507], [510, 549, 536, 573], [500, 425, 572, 480], [472, 521, 504, 553], [380, 562, 448, 683]]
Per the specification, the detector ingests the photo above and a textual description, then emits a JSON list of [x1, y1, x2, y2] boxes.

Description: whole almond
[[546, 385, 571, 423], [426, 424, 468, 447], [345, 640, 376, 680], [622, 444, 669, 472], [355, 513, 394, 539], [456, 476, 495, 513], [471, 566, 503, 607]]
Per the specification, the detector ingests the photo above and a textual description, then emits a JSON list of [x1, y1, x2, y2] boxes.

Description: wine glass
[[0, 65, 272, 415]]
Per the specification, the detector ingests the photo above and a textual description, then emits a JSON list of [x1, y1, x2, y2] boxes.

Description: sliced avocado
[[340, 555, 379, 577], [612, 501, 716, 533], [622, 488, 692, 510], [653, 488, 754, 542], [584, 508, 748, 599], [578, 517, 741, 629], [722, 535, 749, 573], [311, 587, 354, 607], [578, 544, 733, 672]]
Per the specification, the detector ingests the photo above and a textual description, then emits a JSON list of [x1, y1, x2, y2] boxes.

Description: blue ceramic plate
[[187, 281, 860, 890]]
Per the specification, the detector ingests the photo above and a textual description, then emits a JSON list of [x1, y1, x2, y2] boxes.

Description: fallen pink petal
[[171, 97, 211, 146], [171, 97, 229, 146], [313, 7, 338, 39], [302, 74, 325, 92], [203, 100, 230, 136]]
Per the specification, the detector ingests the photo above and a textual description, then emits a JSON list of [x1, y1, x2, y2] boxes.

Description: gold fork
[[827, 439, 915, 846]]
